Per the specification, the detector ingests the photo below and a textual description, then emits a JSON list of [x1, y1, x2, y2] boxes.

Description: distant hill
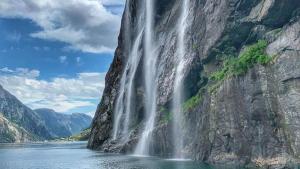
[[0, 85, 93, 143], [0, 85, 52, 142], [0, 113, 35, 143], [35, 109, 92, 138]]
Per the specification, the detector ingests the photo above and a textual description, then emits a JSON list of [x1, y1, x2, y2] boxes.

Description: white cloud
[[0, 0, 124, 53], [76, 57, 81, 63], [0, 67, 106, 113], [59, 56, 67, 64], [6, 31, 22, 42], [0, 67, 40, 78], [0, 67, 14, 73]]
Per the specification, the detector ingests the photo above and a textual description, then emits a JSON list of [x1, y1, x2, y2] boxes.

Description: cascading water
[[112, 0, 144, 141], [172, 0, 190, 159], [122, 31, 143, 139], [112, 67, 127, 140], [134, 0, 158, 156], [112, 0, 131, 140]]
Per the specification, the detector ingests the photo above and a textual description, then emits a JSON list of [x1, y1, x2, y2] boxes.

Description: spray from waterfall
[[135, 0, 158, 155], [172, 0, 190, 159]]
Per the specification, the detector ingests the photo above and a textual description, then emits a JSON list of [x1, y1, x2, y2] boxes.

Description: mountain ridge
[[35, 108, 92, 138], [0, 86, 92, 142]]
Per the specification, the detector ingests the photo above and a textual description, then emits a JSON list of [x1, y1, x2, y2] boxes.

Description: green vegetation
[[209, 40, 272, 92], [160, 107, 172, 124], [65, 128, 91, 141], [181, 40, 272, 111], [183, 88, 205, 112]]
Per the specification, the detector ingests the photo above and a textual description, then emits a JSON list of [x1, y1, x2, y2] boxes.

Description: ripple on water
[[0, 142, 228, 169]]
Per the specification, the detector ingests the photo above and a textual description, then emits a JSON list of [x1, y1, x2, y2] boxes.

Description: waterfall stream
[[172, 0, 190, 159], [114, 0, 190, 157], [112, 31, 143, 141], [112, 0, 144, 141], [134, 0, 158, 156]]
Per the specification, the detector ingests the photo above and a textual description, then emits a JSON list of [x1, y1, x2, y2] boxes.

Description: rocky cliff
[[0, 113, 34, 143], [89, 0, 300, 168], [0, 85, 52, 141]]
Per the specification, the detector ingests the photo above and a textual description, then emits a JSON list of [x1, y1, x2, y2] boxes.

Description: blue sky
[[0, 0, 125, 116]]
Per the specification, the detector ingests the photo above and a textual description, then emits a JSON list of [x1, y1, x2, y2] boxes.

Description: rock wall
[[89, 0, 300, 167], [0, 85, 52, 141], [0, 113, 34, 143]]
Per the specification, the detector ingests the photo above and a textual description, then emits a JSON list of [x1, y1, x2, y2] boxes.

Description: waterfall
[[122, 31, 143, 139], [112, 32, 144, 141], [112, 0, 130, 140], [112, 67, 126, 140], [112, 0, 144, 141], [135, 0, 158, 155], [172, 0, 190, 159]]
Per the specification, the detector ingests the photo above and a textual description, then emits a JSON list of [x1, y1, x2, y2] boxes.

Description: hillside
[[35, 108, 92, 138]]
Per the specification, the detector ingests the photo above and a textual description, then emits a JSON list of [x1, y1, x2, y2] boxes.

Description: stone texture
[[89, 0, 300, 168]]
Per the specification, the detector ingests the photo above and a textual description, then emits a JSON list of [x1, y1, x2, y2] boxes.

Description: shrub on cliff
[[210, 40, 272, 82]]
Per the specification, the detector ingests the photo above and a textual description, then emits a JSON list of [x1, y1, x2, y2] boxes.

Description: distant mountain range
[[0, 85, 92, 143], [35, 108, 92, 138]]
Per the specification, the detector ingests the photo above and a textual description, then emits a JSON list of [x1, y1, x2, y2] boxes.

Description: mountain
[[0, 85, 92, 142], [0, 85, 52, 142], [35, 109, 92, 138], [68, 128, 91, 141], [0, 113, 35, 143], [89, 0, 300, 168]]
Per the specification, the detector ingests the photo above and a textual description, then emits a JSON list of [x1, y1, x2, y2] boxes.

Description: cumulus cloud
[[0, 67, 106, 113], [0, 0, 125, 53]]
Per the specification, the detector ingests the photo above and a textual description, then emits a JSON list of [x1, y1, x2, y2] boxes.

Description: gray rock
[[89, 0, 300, 168]]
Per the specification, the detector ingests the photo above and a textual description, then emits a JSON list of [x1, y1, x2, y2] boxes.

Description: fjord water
[[0, 142, 216, 169]]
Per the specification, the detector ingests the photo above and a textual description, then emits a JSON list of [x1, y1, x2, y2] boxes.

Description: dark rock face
[[35, 109, 92, 138], [0, 85, 52, 141], [89, 0, 300, 167]]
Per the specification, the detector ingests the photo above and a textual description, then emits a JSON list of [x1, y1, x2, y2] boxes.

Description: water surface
[[0, 142, 223, 169]]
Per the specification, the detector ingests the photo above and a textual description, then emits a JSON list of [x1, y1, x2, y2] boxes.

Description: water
[[172, 0, 190, 159], [112, 0, 143, 141], [112, 0, 131, 140], [123, 30, 144, 140], [135, 0, 158, 155], [113, 66, 127, 140], [0, 142, 216, 169]]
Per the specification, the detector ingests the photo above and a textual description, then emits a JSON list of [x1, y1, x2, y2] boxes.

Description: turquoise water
[[0, 142, 224, 169]]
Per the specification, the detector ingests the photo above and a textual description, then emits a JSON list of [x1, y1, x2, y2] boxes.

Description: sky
[[0, 0, 125, 117]]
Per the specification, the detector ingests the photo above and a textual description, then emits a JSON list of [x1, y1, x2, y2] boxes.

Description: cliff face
[[89, 0, 300, 167], [0, 113, 34, 143], [0, 85, 52, 141]]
